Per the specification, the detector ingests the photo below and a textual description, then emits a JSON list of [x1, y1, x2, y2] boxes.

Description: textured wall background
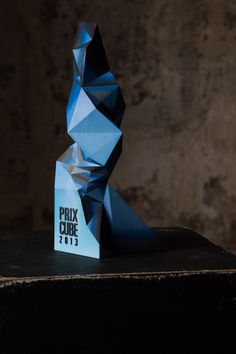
[[1, 0, 236, 252]]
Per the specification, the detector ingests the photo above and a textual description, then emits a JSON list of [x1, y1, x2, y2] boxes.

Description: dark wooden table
[[0, 228, 236, 353]]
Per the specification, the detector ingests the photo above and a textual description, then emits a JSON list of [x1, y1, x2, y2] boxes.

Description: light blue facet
[[70, 109, 122, 165], [55, 162, 78, 191], [67, 86, 95, 132], [54, 188, 100, 258]]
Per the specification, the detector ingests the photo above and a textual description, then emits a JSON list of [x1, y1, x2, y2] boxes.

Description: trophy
[[54, 22, 163, 258]]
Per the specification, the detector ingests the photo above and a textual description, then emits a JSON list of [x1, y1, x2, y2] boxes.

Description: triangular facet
[[104, 185, 164, 253]]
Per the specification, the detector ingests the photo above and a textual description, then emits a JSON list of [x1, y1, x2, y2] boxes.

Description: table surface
[[0, 228, 236, 281], [1, 228, 236, 354]]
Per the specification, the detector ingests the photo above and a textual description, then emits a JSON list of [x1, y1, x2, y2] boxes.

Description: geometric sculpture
[[54, 22, 163, 258]]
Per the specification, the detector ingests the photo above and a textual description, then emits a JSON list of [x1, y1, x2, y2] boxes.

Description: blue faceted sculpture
[[54, 22, 163, 258]]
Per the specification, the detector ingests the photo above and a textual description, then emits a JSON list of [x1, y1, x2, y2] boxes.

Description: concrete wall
[[1, 0, 236, 252]]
